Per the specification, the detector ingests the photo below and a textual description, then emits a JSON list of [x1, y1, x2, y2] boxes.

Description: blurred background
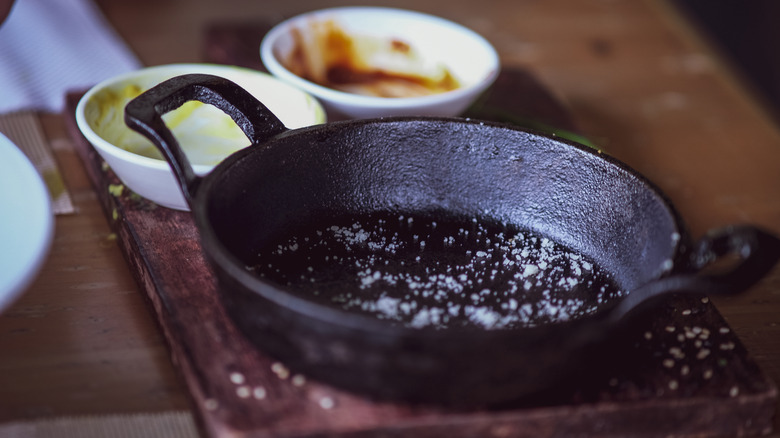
[[672, 0, 780, 119]]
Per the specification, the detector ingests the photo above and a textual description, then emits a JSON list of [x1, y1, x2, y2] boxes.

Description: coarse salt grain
[[272, 362, 290, 379], [236, 386, 251, 398], [229, 372, 245, 385], [319, 396, 335, 409], [522, 264, 539, 277]]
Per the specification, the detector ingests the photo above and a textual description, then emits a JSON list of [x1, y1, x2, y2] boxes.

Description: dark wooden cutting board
[[61, 21, 776, 438]]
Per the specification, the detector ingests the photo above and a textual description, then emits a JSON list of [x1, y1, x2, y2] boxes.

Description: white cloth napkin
[[0, 0, 141, 113]]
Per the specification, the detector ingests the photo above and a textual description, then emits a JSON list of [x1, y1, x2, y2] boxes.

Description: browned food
[[282, 19, 459, 98]]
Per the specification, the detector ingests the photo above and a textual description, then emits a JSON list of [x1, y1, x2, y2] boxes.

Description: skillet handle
[[610, 225, 780, 322], [124, 73, 288, 207]]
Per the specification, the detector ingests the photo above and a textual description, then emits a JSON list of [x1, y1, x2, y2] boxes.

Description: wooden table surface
[[2, 0, 779, 436]]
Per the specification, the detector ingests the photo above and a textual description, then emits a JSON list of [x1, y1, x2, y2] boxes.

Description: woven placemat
[[0, 111, 75, 215], [0, 411, 199, 438]]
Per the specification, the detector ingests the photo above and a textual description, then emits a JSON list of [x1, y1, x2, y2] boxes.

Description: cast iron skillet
[[125, 74, 780, 407]]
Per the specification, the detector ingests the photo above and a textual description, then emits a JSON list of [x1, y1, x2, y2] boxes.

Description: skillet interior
[[206, 118, 681, 293]]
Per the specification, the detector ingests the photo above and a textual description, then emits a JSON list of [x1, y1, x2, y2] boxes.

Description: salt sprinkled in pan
[[249, 212, 623, 330]]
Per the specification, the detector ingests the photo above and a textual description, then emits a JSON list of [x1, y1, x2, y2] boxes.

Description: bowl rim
[[75, 63, 326, 174], [260, 6, 501, 109]]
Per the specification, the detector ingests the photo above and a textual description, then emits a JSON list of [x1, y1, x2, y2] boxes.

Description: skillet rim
[[190, 116, 690, 339]]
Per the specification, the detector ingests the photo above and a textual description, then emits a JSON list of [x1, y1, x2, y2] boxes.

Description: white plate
[[0, 133, 54, 313]]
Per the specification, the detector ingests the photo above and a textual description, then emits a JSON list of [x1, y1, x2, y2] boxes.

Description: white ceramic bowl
[[260, 7, 500, 118], [76, 64, 326, 211], [0, 133, 53, 313]]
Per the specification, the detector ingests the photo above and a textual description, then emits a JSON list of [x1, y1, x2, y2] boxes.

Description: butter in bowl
[[75, 63, 326, 210]]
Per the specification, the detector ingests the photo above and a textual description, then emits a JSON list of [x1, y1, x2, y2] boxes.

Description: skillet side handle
[[691, 225, 780, 295], [689, 225, 780, 293], [124, 73, 288, 206], [610, 225, 780, 323]]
